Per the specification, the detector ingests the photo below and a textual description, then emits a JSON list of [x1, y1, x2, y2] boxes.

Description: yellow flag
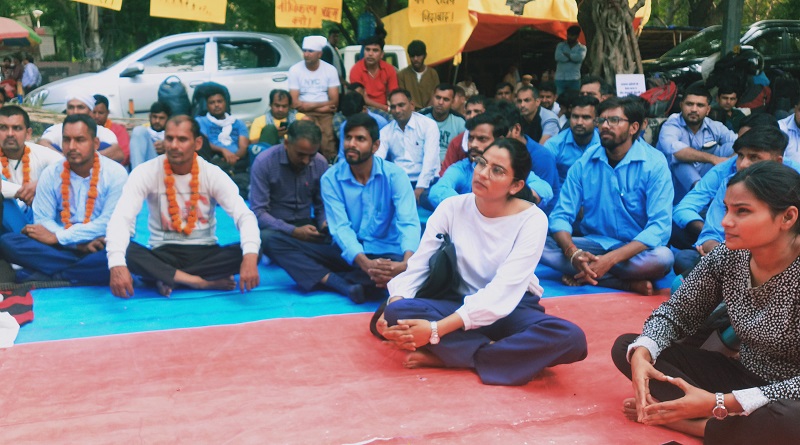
[[407, 0, 469, 27], [275, 0, 342, 29], [72, 0, 122, 12], [150, 0, 227, 25]]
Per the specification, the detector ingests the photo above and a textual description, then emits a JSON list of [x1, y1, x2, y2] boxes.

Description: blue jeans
[[0, 232, 110, 284], [540, 236, 674, 289], [555, 79, 581, 95]]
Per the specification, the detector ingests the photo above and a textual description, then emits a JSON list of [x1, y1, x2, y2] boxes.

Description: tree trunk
[[577, 0, 646, 86]]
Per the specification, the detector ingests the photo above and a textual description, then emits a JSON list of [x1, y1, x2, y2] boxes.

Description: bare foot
[[198, 276, 236, 291], [175, 270, 236, 291], [627, 280, 654, 296], [403, 350, 446, 369], [561, 275, 581, 287], [622, 398, 638, 422], [155, 280, 172, 297]]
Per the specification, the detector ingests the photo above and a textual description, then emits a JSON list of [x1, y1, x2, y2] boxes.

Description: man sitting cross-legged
[[316, 113, 421, 303], [0, 114, 127, 285], [0, 105, 64, 230], [540, 96, 674, 295], [106, 116, 260, 298]]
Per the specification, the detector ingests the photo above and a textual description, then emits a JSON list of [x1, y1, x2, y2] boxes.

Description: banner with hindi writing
[[150, 0, 227, 25], [72, 0, 123, 12], [275, 0, 342, 29], [407, 0, 469, 27]]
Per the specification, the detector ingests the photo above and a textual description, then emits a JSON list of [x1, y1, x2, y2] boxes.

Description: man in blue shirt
[[0, 114, 127, 285], [335, 91, 389, 160], [779, 96, 800, 164], [656, 84, 737, 201], [541, 96, 674, 295], [544, 94, 600, 185], [427, 112, 552, 209], [316, 113, 421, 303], [673, 125, 794, 276], [196, 86, 250, 196], [495, 100, 560, 214], [419, 83, 466, 160]]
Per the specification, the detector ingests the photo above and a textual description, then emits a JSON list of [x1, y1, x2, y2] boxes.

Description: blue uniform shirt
[[524, 135, 560, 214], [321, 156, 421, 264], [544, 128, 601, 185], [549, 139, 674, 249]]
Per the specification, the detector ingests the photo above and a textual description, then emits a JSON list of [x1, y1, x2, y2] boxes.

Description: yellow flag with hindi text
[[150, 0, 227, 25], [72, 0, 123, 12], [407, 0, 469, 27], [275, 0, 342, 29]]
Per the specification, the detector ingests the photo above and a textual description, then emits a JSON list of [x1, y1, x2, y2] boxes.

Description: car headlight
[[24, 89, 49, 107]]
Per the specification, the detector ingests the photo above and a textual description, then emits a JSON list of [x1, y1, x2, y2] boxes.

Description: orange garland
[[164, 153, 200, 236], [1, 145, 31, 185], [60, 153, 101, 228]]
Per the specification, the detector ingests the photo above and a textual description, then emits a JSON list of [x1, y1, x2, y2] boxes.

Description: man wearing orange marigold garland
[[0, 114, 128, 285], [106, 115, 261, 298], [0, 106, 64, 231]]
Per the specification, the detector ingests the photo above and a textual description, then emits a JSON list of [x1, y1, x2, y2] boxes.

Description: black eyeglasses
[[595, 117, 629, 126]]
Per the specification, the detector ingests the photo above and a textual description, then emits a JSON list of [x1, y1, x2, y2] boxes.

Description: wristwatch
[[712, 392, 728, 420], [429, 321, 440, 345]]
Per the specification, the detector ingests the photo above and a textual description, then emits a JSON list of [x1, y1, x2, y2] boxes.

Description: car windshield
[[661, 26, 724, 58]]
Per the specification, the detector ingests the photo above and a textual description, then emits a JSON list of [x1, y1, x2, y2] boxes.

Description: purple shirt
[[249, 144, 328, 234]]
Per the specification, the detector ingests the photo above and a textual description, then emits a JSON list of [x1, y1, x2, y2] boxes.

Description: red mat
[[0, 293, 700, 444]]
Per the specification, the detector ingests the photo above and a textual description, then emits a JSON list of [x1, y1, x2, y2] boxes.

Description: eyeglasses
[[474, 156, 508, 179], [595, 116, 629, 126]]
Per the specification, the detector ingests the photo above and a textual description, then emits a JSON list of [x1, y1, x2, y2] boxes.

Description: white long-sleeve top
[[387, 193, 547, 330], [1, 142, 63, 198], [106, 155, 260, 268]]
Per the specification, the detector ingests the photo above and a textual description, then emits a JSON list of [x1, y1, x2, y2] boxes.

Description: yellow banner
[[150, 0, 227, 25], [275, 0, 342, 29], [72, 0, 122, 12], [407, 0, 469, 27]]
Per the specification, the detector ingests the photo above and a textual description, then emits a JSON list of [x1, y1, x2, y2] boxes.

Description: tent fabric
[[384, 0, 651, 66]]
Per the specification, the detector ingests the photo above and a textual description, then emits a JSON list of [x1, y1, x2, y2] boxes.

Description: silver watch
[[429, 321, 440, 345], [712, 392, 728, 420]]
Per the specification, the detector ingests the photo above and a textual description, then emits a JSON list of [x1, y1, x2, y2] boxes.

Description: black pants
[[612, 333, 800, 444], [126, 242, 242, 288]]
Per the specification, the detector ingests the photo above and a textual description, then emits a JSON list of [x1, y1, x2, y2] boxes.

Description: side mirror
[[120, 62, 145, 78]]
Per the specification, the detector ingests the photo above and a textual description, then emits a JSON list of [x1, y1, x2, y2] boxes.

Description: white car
[[25, 31, 303, 122]]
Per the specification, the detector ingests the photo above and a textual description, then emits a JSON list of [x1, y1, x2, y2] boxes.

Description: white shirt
[[288, 60, 340, 104], [377, 112, 441, 188], [2, 142, 64, 199], [40, 123, 119, 152], [387, 194, 547, 330], [106, 155, 260, 268], [779, 113, 800, 164]]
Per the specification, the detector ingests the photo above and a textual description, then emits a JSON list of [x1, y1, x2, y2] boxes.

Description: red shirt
[[349, 59, 398, 107], [441, 131, 467, 174], [105, 120, 130, 166]]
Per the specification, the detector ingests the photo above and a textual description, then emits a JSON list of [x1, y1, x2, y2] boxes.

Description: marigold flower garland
[[1, 145, 31, 184], [164, 153, 200, 236], [60, 153, 101, 228]]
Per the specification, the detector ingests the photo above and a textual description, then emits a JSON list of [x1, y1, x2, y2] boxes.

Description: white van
[[339, 45, 408, 76]]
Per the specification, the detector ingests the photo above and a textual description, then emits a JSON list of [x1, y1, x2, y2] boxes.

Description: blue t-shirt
[[197, 116, 249, 153]]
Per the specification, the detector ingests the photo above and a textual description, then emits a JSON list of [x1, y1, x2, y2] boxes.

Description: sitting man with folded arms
[[106, 116, 260, 298], [540, 96, 674, 295], [0, 106, 63, 231], [428, 112, 552, 209], [318, 113, 421, 303], [128, 101, 171, 170], [39, 93, 124, 164], [0, 114, 127, 285]]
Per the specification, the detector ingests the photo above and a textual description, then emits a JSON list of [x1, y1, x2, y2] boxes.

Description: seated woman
[[376, 138, 588, 386], [611, 161, 800, 444]]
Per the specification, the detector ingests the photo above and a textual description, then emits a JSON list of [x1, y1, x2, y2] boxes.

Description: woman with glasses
[[375, 138, 587, 386], [612, 162, 800, 444]]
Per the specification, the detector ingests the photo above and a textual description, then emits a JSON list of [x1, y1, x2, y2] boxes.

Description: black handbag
[[369, 233, 462, 339]]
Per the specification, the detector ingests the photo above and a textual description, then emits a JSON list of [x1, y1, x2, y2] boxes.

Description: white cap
[[64, 92, 96, 110], [301, 36, 327, 52]]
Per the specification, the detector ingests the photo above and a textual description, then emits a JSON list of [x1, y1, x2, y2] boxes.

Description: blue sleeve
[[548, 160, 583, 234], [673, 163, 728, 228], [525, 171, 553, 208], [235, 120, 249, 140], [427, 163, 467, 208], [696, 189, 726, 245], [321, 171, 363, 264], [554, 43, 570, 63], [633, 160, 674, 248], [389, 168, 422, 254], [33, 166, 67, 238], [656, 119, 687, 160], [541, 116, 560, 137]]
